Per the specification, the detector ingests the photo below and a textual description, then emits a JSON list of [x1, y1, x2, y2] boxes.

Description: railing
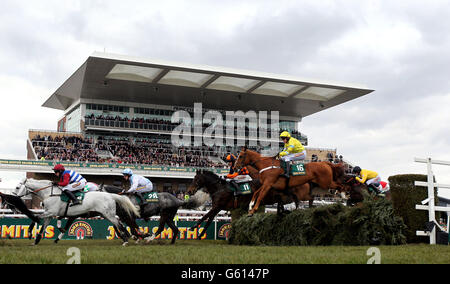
[[414, 157, 450, 244]]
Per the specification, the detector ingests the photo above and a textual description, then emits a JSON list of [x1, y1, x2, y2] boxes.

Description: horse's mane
[[324, 162, 345, 181], [25, 178, 52, 186], [200, 170, 227, 186]]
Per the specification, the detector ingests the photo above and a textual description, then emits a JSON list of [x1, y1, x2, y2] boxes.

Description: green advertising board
[[0, 159, 229, 175], [0, 218, 232, 241]]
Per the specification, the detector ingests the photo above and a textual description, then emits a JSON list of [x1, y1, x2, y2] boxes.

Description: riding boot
[[282, 161, 291, 179], [135, 192, 148, 207], [64, 190, 81, 206], [230, 180, 240, 196], [368, 184, 381, 195]]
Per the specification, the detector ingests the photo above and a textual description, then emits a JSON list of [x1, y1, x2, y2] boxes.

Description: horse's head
[[187, 170, 207, 195], [329, 175, 356, 196], [234, 146, 252, 172], [13, 178, 28, 197], [187, 170, 223, 195], [339, 175, 365, 196]]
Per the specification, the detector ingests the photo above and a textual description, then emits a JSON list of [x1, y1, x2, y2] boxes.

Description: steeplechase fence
[[414, 158, 450, 244]]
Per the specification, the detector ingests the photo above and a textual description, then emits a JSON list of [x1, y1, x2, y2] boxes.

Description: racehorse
[[14, 178, 139, 246], [102, 185, 202, 244], [186, 168, 313, 239], [341, 175, 392, 206], [234, 147, 345, 216]]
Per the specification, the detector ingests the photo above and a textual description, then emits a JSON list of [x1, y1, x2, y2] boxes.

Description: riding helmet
[[226, 154, 236, 163], [53, 164, 65, 173], [352, 166, 361, 174], [122, 168, 133, 176], [280, 131, 291, 139]]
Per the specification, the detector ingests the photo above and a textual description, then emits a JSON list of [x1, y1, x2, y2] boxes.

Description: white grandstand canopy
[[43, 52, 373, 119]]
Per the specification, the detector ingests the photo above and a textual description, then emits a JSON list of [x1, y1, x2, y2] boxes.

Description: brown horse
[[341, 175, 392, 206], [234, 148, 345, 216], [186, 169, 312, 239], [246, 165, 314, 209]]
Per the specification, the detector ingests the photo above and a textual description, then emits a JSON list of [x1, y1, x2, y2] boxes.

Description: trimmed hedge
[[388, 174, 438, 243], [229, 197, 406, 246]]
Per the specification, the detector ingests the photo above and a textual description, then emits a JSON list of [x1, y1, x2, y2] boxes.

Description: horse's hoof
[[247, 213, 253, 217], [145, 235, 156, 243], [122, 242, 129, 247]]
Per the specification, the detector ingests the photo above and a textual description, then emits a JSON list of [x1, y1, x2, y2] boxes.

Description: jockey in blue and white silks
[[122, 168, 154, 205], [53, 164, 86, 206]]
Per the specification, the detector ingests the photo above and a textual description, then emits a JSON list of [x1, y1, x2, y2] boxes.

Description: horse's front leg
[[248, 186, 264, 212], [197, 207, 221, 240], [189, 207, 217, 231], [34, 217, 51, 246], [28, 221, 38, 240], [248, 183, 272, 216]]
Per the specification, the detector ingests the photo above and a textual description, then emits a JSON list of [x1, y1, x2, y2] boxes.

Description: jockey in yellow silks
[[352, 166, 382, 194], [279, 131, 307, 178]]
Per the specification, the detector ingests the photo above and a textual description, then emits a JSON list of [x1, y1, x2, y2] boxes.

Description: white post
[[214, 216, 217, 241], [447, 211, 450, 234], [426, 158, 436, 244]]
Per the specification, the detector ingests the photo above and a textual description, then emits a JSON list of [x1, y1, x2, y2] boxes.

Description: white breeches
[[365, 176, 381, 186], [281, 151, 307, 162], [62, 179, 87, 192], [127, 183, 153, 194]]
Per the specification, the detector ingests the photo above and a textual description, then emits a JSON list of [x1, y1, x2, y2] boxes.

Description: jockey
[[225, 154, 251, 195], [53, 164, 86, 206], [122, 168, 154, 206], [279, 131, 306, 178], [352, 166, 382, 195]]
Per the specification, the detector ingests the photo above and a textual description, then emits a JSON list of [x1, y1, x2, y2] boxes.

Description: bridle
[[16, 178, 58, 198], [235, 149, 280, 174]]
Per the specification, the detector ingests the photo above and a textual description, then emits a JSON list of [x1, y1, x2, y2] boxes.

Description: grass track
[[0, 239, 449, 264]]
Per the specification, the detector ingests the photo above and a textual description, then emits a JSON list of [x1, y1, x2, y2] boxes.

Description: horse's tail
[[182, 190, 210, 210], [111, 194, 140, 218]]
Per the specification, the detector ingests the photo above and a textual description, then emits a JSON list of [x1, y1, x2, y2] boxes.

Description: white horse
[[14, 178, 140, 246]]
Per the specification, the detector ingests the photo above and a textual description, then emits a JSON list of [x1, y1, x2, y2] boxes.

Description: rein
[[18, 180, 61, 199], [236, 150, 280, 174]]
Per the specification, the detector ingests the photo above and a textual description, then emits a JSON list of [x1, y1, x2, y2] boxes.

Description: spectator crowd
[[32, 134, 226, 168]]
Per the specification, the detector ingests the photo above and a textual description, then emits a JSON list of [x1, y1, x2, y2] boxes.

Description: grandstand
[[7, 52, 373, 207]]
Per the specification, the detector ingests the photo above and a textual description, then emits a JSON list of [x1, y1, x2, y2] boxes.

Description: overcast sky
[[1, 0, 450, 197]]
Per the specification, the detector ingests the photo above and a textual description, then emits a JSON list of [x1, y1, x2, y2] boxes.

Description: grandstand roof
[[43, 52, 374, 118]]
